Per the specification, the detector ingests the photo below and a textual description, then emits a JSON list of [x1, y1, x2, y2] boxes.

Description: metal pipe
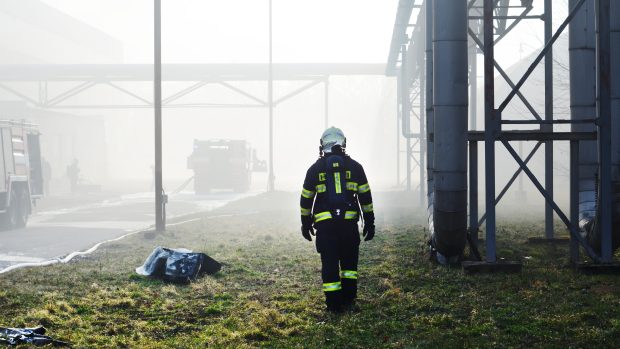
[[425, 0, 435, 239], [595, 0, 612, 261], [612, 0, 620, 181], [401, 45, 412, 191], [467, 28, 477, 246], [586, 0, 620, 257], [611, 0, 620, 255], [431, 0, 468, 263], [569, 0, 597, 233], [419, 31, 426, 207], [397, 73, 401, 187], [469, 141, 478, 250], [587, 0, 620, 258], [154, 0, 164, 232]]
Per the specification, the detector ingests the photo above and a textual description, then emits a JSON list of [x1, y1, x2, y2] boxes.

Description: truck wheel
[[15, 188, 29, 228], [6, 188, 29, 229]]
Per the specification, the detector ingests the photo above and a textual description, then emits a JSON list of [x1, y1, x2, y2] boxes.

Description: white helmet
[[320, 127, 346, 153]]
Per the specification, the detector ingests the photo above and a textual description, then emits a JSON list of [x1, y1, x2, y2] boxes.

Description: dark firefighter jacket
[[300, 153, 374, 227]]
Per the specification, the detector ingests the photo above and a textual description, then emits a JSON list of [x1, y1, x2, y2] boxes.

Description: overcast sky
[[38, 0, 568, 67], [39, 0, 399, 64]]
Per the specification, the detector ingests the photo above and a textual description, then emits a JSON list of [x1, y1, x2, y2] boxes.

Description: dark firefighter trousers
[[315, 218, 360, 310]]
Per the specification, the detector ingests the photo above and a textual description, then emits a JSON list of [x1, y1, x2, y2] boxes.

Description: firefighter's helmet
[[320, 127, 346, 153]]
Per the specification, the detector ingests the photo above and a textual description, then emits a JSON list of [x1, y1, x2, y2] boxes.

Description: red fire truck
[[0, 121, 43, 229]]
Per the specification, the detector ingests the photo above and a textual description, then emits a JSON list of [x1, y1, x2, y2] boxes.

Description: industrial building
[[0, 0, 121, 191]]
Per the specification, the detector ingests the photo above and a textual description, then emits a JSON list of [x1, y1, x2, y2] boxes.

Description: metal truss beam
[[162, 81, 209, 105], [468, 131, 597, 142], [498, 0, 586, 113], [0, 63, 381, 109], [0, 63, 384, 82], [477, 141, 542, 226], [467, 27, 543, 121], [273, 79, 323, 106], [501, 138, 601, 262]]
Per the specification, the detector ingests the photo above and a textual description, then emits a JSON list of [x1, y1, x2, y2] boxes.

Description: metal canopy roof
[[385, 0, 423, 76], [0, 63, 385, 82]]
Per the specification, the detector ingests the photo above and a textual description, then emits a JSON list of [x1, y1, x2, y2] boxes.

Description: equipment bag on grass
[[0, 326, 69, 347], [136, 246, 221, 283]]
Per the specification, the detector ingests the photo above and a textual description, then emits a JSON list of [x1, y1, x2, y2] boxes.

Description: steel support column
[[469, 140, 478, 248], [154, 0, 164, 232], [267, 0, 275, 192], [469, 44, 478, 130], [570, 140, 580, 262], [407, 136, 412, 191], [324, 77, 329, 129], [483, 0, 498, 262], [544, 0, 554, 239]]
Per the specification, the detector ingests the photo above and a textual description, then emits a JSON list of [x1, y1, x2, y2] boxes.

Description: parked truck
[[187, 139, 266, 194], [0, 121, 43, 229]]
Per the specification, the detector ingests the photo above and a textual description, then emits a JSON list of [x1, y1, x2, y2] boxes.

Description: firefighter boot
[[324, 289, 343, 313], [340, 277, 357, 311]]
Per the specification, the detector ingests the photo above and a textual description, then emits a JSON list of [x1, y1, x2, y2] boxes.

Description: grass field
[[1, 191, 619, 348]]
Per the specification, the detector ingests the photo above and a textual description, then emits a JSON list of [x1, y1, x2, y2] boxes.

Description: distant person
[[42, 157, 51, 195], [66, 159, 80, 194], [299, 127, 375, 313]]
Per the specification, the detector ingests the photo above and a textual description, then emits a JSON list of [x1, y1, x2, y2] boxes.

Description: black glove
[[301, 225, 315, 241], [362, 212, 375, 241], [301, 215, 314, 241], [363, 223, 375, 241]]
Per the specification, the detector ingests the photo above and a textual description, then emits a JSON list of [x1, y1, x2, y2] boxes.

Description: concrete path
[[0, 190, 255, 272]]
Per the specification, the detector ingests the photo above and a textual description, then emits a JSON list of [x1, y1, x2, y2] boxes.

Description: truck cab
[[188, 139, 262, 194]]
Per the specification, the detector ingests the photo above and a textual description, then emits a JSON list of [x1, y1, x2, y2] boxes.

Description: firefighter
[[300, 127, 375, 313]]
